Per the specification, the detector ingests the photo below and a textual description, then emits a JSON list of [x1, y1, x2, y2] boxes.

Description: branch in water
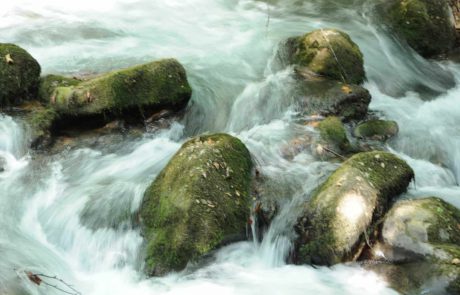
[[23, 271, 82, 295]]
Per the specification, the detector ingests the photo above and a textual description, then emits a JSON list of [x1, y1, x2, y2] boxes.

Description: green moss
[[24, 106, 59, 148], [49, 58, 191, 116], [416, 197, 460, 246], [297, 151, 414, 265], [354, 120, 399, 140], [38, 74, 80, 103], [140, 133, 253, 275], [382, 0, 455, 57], [447, 275, 460, 295], [287, 29, 365, 84], [0, 43, 41, 106], [26, 106, 58, 138], [318, 116, 350, 151]]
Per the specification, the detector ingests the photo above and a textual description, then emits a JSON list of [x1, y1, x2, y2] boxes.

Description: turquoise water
[[1, 1, 459, 294]]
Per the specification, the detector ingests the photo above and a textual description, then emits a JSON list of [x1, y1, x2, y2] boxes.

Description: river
[[1, 1, 459, 294]]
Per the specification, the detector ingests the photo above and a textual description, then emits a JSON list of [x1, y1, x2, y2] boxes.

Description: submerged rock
[[367, 197, 460, 294], [140, 133, 253, 276], [294, 79, 371, 121], [295, 151, 414, 266], [353, 120, 399, 141], [285, 29, 365, 84], [0, 44, 41, 106], [379, 0, 456, 57]]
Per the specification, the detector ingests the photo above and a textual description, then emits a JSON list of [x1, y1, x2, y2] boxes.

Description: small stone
[[213, 162, 220, 169], [452, 258, 460, 265], [235, 190, 241, 197], [202, 172, 207, 179], [375, 154, 381, 159], [381, 162, 385, 168]]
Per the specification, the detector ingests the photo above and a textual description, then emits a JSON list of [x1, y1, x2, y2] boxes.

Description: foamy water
[[0, 1, 458, 294]]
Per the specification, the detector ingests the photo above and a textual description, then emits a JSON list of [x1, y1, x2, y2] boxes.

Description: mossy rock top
[[286, 29, 365, 84], [296, 151, 414, 265], [45, 58, 191, 116], [318, 116, 350, 151], [354, 120, 399, 140], [140, 133, 253, 276], [0, 43, 41, 106], [382, 197, 460, 260], [380, 0, 456, 57]]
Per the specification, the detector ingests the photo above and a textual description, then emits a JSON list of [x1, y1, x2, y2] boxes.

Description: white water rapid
[[0, 1, 459, 294]]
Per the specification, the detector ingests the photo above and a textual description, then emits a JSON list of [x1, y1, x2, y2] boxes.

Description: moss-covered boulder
[[294, 79, 371, 121], [43, 59, 191, 117], [354, 120, 399, 141], [23, 59, 191, 149], [0, 44, 41, 106], [285, 29, 365, 84], [295, 151, 414, 266], [366, 197, 460, 294], [140, 134, 253, 276], [379, 0, 456, 57], [381, 197, 460, 260], [318, 116, 350, 152]]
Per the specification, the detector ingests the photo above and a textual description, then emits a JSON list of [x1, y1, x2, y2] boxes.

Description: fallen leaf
[[341, 85, 352, 94], [26, 272, 42, 286], [5, 54, 14, 64]]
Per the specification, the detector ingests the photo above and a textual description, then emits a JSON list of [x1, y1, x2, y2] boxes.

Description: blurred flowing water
[[0, 0, 459, 294]]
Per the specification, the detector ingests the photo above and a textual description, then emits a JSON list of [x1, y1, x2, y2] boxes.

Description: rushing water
[[0, 0, 459, 294]]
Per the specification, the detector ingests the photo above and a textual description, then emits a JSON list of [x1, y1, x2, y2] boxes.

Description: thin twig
[[33, 273, 81, 295], [319, 28, 348, 84], [265, 3, 271, 35], [322, 146, 347, 160]]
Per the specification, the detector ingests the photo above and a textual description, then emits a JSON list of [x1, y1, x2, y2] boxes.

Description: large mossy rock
[[140, 134, 253, 276], [42, 58, 191, 117], [367, 197, 460, 294], [381, 197, 460, 260], [0, 44, 41, 106], [286, 29, 365, 84], [295, 151, 414, 266], [28, 59, 191, 148], [380, 0, 456, 57], [353, 120, 399, 141], [294, 79, 371, 121]]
